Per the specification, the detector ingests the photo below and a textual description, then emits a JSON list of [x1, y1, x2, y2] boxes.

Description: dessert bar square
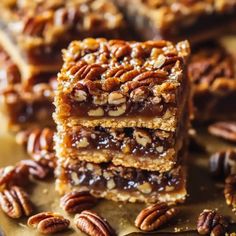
[[188, 41, 236, 122], [55, 38, 190, 131], [114, 0, 236, 44], [56, 159, 186, 204], [0, 0, 125, 82]]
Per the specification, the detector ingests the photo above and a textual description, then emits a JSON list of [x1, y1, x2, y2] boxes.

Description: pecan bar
[[56, 159, 187, 204], [55, 38, 190, 131], [55, 109, 187, 172], [114, 0, 236, 44], [188, 41, 236, 122], [0, 47, 56, 130], [0, 0, 125, 82]]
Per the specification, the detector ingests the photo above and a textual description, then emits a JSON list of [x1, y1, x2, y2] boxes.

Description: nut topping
[[0, 186, 33, 218], [28, 212, 70, 234], [130, 86, 150, 102], [209, 150, 236, 178], [108, 104, 126, 116], [133, 129, 152, 147], [135, 203, 178, 231], [73, 89, 87, 102], [208, 122, 236, 142], [197, 209, 228, 235], [224, 175, 236, 208], [108, 91, 126, 105], [60, 191, 97, 214], [75, 210, 116, 236]]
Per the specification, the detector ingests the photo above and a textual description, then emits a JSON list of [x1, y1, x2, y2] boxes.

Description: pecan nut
[[208, 122, 236, 142], [74, 210, 116, 236], [224, 175, 236, 208], [16, 128, 56, 169], [28, 212, 70, 234], [0, 186, 33, 218], [197, 209, 228, 235], [209, 150, 236, 178], [135, 203, 178, 231], [60, 191, 97, 214]]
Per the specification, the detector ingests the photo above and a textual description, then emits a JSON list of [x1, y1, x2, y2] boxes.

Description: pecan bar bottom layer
[[56, 159, 186, 204]]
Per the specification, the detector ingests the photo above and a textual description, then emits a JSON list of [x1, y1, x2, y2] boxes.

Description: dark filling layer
[[67, 126, 175, 156], [64, 161, 184, 193], [68, 96, 174, 118]]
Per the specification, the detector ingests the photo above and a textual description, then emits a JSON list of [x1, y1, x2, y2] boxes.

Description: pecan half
[[135, 203, 178, 231], [16, 128, 56, 169], [60, 191, 97, 214], [197, 209, 228, 235], [224, 175, 236, 208], [208, 122, 236, 142], [209, 150, 236, 178], [74, 210, 116, 236], [28, 212, 70, 234], [0, 186, 33, 218], [19, 160, 49, 180]]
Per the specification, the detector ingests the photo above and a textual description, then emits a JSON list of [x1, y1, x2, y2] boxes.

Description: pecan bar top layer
[[114, 0, 236, 43], [55, 38, 190, 131], [188, 41, 236, 121], [0, 0, 124, 80]]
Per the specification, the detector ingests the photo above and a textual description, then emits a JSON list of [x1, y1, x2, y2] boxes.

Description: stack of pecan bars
[[54, 38, 191, 203], [0, 0, 124, 131]]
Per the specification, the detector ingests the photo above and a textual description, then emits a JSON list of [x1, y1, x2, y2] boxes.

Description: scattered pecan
[[0, 186, 33, 218], [74, 210, 116, 236], [19, 160, 50, 180], [135, 203, 178, 231], [60, 191, 97, 214], [28, 212, 70, 234], [224, 175, 236, 208], [0, 164, 29, 187], [197, 209, 228, 235], [208, 122, 236, 142], [209, 150, 236, 178], [16, 128, 56, 169]]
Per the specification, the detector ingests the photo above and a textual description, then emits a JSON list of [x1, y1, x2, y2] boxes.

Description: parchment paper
[[1, 36, 236, 236]]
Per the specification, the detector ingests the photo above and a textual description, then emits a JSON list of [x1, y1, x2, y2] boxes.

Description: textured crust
[[56, 166, 187, 204]]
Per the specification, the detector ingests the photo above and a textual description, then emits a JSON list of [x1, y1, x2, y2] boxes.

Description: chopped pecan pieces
[[209, 150, 236, 178], [208, 122, 236, 143], [224, 175, 236, 208], [60, 191, 97, 214], [74, 210, 116, 236], [197, 209, 228, 236], [28, 212, 70, 234], [16, 128, 56, 169], [135, 202, 178, 231], [0, 186, 33, 218]]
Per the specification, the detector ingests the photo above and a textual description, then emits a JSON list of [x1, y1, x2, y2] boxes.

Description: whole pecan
[[60, 191, 97, 214], [0, 186, 33, 218], [28, 212, 70, 234], [208, 122, 236, 142], [75, 210, 116, 236], [135, 203, 178, 231], [224, 175, 236, 208], [16, 128, 56, 169], [209, 150, 236, 178], [197, 209, 228, 235], [19, 160, 50, 180]]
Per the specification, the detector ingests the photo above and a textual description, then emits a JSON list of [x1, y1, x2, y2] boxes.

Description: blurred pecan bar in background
[[54, 38, 190, 203], [114, 0, 236, 44], [0, 46, 56, 130], [188, 41, 236, 122], [0, 0, 125, 84]]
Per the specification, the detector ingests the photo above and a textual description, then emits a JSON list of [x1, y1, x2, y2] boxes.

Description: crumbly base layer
[[56, 160, 186, 204]]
